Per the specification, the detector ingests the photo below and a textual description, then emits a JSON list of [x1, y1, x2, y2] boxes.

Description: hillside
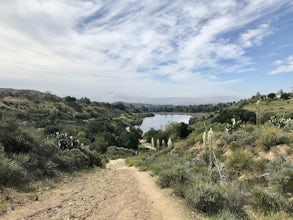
[[128, 95, 293, 219], [0, 88, 150, 213], [0, 88, 147, 127], [242, 98, 293, 117], [1, 89, 293, 219]]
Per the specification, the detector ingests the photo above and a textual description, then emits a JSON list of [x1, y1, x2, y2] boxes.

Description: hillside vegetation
[[0, 88, 150, 213], [1, 88, 293, 219], [127, 93, 293, 220], [243, 98, 293, 117]]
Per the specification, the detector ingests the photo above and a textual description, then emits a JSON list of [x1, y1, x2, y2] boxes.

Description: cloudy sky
[[0, 0, 293, 104]]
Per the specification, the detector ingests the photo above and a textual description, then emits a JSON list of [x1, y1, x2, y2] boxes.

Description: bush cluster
[[131, 135, 293, 219], [0, 125, 103, 188]]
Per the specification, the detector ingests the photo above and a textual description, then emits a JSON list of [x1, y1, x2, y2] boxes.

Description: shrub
[[184, 181, 227, 214], [12, 153, 37, 179], [212, 108, 256, 124], [79, 146, 102, 167], [255, 127, 293, 150], [53, 146, 102, 172], [43, 125, 60, 135], [253, 158, 269, 174], [157, 164, 192, 188], [0, 130, 35, 153], [53, 149, 87, 172], [221, 130, 257, 147], [250, 188, 282, 213], [225, 182, 249, 218], [268, 93, 276, 99], [226, 149, 253, 172], [106, 146, 135, 159], [266, 157, 293, 194], [280, 93, 291, 100], [33, 140, 59, 158], [0, 153, 24, 186]]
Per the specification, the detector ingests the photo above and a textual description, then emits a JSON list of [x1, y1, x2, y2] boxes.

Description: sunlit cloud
[[270, 55, 293, 75], [239, 24, 273, 48]]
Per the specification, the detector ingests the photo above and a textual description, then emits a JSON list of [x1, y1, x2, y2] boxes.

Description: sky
[[0, 0, 293, 105]]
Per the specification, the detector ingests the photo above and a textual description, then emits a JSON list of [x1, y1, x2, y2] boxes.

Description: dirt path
[[1, 159, 192, 220]]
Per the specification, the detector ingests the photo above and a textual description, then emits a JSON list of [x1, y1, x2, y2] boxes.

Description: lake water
[[139, 114, 192, 133]]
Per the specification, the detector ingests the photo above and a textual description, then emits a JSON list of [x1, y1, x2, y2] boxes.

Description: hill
[[128, 93, 293, 219], [242, 98, 293, 117], [0, 88, 149, 203]]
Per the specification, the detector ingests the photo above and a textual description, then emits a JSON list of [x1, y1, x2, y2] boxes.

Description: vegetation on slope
[[0, 89, 148, 196], [127, 92, 293, 219]]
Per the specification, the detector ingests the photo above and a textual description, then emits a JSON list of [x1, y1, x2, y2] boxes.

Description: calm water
[[139, 114, 192, 133]]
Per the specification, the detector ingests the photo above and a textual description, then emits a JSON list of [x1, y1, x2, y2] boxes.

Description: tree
[[116, 127, 142, 150], [165, 122, 191, 140], [268, 93, 276, 99], [212, 108, 256, 124], [80, 97, 91, 104], [65, 96, 76, 102], [281, 93, 291, 100]]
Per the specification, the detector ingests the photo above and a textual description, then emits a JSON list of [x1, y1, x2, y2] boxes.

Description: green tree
[[281, 93, 291, 100], [268, 93, 276, 99]]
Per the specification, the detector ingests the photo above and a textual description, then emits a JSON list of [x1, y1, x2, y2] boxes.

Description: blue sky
[[0, 0, 293, 105]]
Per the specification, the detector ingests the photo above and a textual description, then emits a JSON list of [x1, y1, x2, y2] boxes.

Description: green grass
[[243, 98, 293, 116]]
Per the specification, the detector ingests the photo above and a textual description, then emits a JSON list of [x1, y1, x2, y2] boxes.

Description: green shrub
[[43, 125, 60, 135], [157, 164, 192, 188], [221, 130, 257, 147], [226, 149, 253, 172], [53, 146, 102, 172], [1, 131, 35, 153], [266, 157, 293, 194], [229, 141, 240, 151], [212, 108, 256, 124], [53, 149, 87, 172], [106, 146, 136, 159], [0, 153, 24, 186], [253, 158, 269, 174], [12, 153, 37, 180], [225, 182, 249, 218], [251, 188, 282, 213], [184, 181, 227, 214], [255, 127, 293, 150], [79, 146, 102, 167], [33, 140, 59, 158]]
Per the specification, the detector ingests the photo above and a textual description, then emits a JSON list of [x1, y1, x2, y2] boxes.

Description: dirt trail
[[2, 159, 192, 220]]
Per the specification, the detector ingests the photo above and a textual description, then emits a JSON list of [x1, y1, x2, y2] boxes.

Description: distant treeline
[[130, 102, 235, 113]]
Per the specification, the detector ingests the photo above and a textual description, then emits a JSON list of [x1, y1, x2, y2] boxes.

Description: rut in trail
[[2, 159, 192, 220]]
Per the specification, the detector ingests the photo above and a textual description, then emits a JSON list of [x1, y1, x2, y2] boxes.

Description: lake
[[139, 114, 192, 133]]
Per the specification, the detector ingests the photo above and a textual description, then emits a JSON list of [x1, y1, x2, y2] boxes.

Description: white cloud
[[0, 0, 291, 104], [270, 55, 293, 75], [239, 24, 273, 48]]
